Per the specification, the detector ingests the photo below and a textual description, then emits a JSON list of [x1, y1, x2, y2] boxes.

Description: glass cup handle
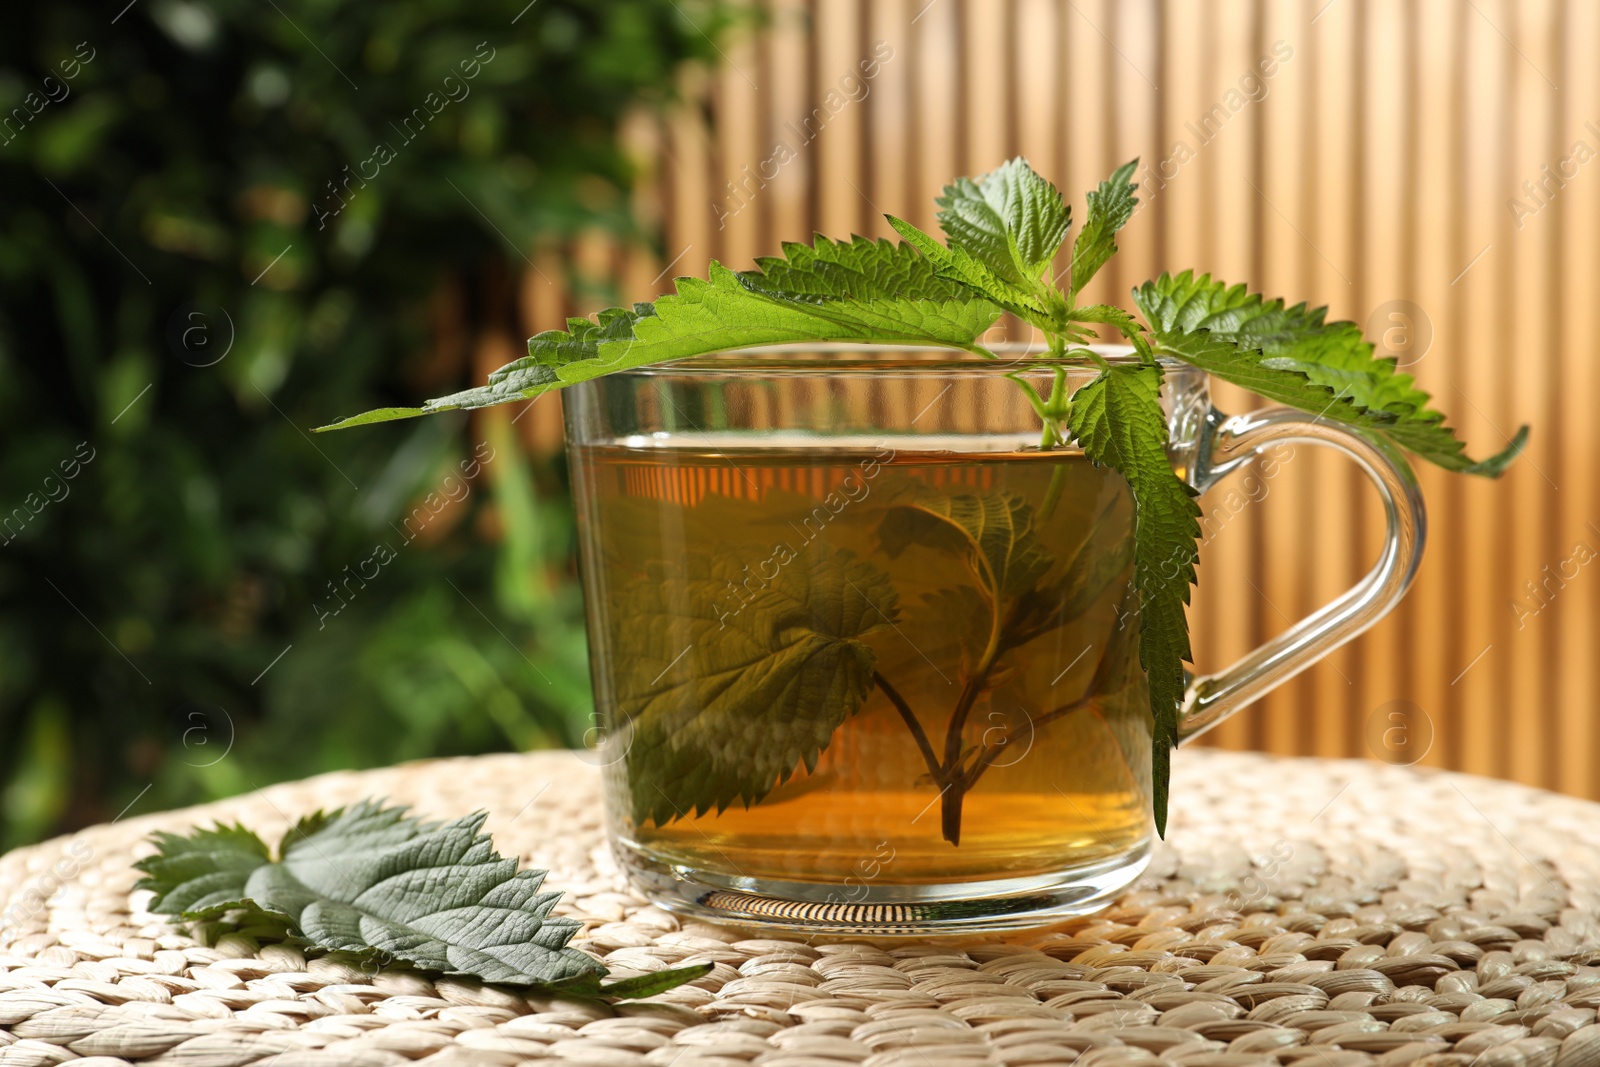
[[1175, 405, 1427, 743]]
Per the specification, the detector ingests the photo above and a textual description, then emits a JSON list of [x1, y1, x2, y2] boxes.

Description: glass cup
[[563, 345, 1424, 934]]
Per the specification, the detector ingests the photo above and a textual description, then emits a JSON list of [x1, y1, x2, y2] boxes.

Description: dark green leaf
[[1143, 327, 1383, 424], [318, 237, 1000, 430], [1135, 271, 1526, 476], [1097, 580, 1148, 699], [878, 491, 1053, 601], [1070, 160, 1140, 295], [1050, 493, 1136, 623], [1067, 364, 1202, 836], [903, 488, 1133, 669], [745, 233, 987, 303], [134, 823, 273, 918], [935, 157, 1071, 288], [1002, 492, 1134, 651], [141, 802, 604, 987], [614, 541, 898, 826], [916, 584, 993, 663]]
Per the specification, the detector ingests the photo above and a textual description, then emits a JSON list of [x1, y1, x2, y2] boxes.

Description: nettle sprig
[[320, 158, 1526, 833], [135, 801, 711, 997]]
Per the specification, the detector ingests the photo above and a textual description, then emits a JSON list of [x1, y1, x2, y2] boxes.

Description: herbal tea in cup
[[561, 350, 1423, 932]]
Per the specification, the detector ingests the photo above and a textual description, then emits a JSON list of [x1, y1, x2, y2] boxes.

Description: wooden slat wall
[[523, 0, 1598, 798]]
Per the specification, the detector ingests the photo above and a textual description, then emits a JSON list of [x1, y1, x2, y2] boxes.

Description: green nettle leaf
[[1067, 364, 1202, 836], [1134, 271, 1527, 476], [137, 802, 614, 988], [885, 214, 1055, 324], [1070, 159, 1140, 295], [612, 541, 898, 826], [745, 232, 985, 303], [934, 157, 1072, 288], [991, 493, 1135, 654], [135, 824, 273, 918], [878, 491, 1054, 602], [1139, 324, 1392, 432], [916, 583, 994, 662], [317, 237, 1001, 430]]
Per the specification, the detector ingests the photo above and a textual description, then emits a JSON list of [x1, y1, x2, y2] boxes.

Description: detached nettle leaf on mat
[[319, 154, 1527, 837], [134, 801, 710, 997]]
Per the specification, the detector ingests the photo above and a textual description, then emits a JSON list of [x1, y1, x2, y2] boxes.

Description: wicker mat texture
[[3, 749, 1600, 1067]]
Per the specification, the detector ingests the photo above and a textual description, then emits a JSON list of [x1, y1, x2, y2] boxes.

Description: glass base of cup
[[614, 840, 1152, 935]]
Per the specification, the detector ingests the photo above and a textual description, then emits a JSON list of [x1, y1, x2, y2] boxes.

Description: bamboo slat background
[[510, 0, 1597, 798]]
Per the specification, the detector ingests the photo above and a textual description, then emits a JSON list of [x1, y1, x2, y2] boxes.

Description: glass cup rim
[[617, 342, 1201, 378]]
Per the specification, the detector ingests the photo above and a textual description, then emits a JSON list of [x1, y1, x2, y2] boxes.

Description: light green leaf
[[1070, 302, 1155, 359], [1067, 364, 1202, 836], [885, 214, 1055, 324], [614, 541, 898, 826], [1135, 271, 1527, 476], [1070, 160, 1140, 295], [317, 237, 1000, 430], [140, 802, 606, 987], [311, 406, 432, 431], [935, 157, 1072, 288]]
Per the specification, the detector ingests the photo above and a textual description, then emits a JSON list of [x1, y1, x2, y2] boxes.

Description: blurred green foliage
[[0, 0, 740, 848]]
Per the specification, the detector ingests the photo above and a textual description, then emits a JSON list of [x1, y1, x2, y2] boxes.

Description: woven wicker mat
[[4, 749, 1600, 1067]]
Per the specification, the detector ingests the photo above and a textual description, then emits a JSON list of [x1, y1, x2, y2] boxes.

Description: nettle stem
[[875, 663, 1098, 846], [876, 594, 1110, 846], [873, 670, 939, 773], [1037, 365, 1072, 521], [999, 332, 1077, 522]]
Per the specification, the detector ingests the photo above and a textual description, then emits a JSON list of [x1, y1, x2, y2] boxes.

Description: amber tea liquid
[[571, 436, 1153, 896]]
